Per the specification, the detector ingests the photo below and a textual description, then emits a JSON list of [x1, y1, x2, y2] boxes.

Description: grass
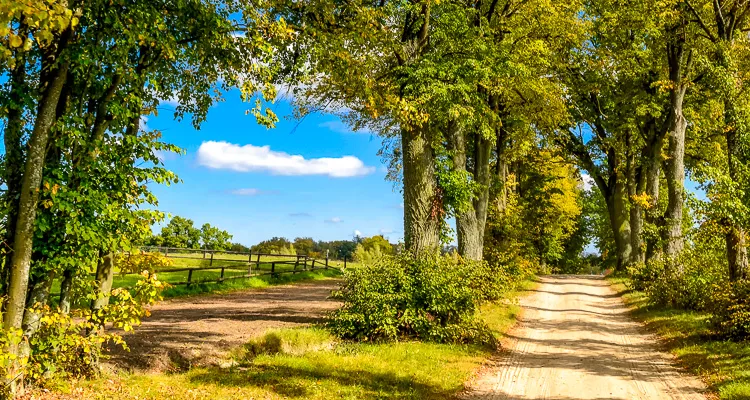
[[51, 250, 346, 302], [608, 276, 750, 400], [59, 279, 536, 400]]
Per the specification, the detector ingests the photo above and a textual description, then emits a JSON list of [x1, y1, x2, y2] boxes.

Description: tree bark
[[627, 133, 645, 265], [58, 268, 74, 314], [1, 47, 28, 300], [659, 29, 690, 261], [725, 99, 749, 280], [18, 271, 56, 361], [402, 126, 440, 255], [662, 48, 688, 258], [3, 31, 71, 395], [447, 122, 492, 260], [4, 59, 70, 330], [91, 252, 115, 313], [607, 174, 632, 270]]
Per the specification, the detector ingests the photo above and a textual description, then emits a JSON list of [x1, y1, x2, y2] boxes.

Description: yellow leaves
[[8, 34, 22, 48], [631, 193, 653, 209]]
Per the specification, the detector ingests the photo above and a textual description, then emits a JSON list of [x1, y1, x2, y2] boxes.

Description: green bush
[[628, 250, 726, 311], [326, 253, 523, 345], [710, 280, 750, 340]]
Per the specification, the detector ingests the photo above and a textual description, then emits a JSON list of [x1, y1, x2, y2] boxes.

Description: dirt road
[[465, 275, 707, 400], [106, 279, 340, 371]]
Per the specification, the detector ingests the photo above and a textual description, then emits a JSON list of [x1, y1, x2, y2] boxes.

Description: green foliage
[[114, 252, 173, 275], [327, 253, 523, 345], [359, 235, 394, 255], [199, 223, 232, 251], [710, 280, 750, 340], [158, 216, 201, 249], [7, 273, 166, 385]]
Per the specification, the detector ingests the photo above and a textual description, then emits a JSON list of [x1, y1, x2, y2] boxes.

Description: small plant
[[2, 272, 167, 388]]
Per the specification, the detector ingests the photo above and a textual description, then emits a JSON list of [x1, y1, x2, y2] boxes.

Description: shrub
[[238, 328, 335, 361], [628, 250, 726, 311], [326, 253, 521, 345], [1, 272, 166, 388], [709, 280, 750, 340]]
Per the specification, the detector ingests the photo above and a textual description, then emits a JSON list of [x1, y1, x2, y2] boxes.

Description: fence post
[[271, 262, 275, 274], [303, 256, 308, 270], [325, 252, 329, 269], [209, 252, 214, 266], [164, 247, 169, 257], [344, 255, 347, 268], [220, 267, 225, 281], [247, 251, 253, 276], [187, 269, 193, 287], [311, 259, 316, 270], [294, 256, 300, 273]]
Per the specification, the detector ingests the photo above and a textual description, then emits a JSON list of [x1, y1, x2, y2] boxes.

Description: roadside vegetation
[[4, 0, 750, 397], [610, 276, 750, 400], [47, 280, 532, 400]]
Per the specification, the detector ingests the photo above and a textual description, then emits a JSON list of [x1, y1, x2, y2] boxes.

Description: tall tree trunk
[[606, 176, 632, 270], [643, 134, 663, 264], [18, 271, 55, 362], [662, 37, 689, 259], [627, 133, 645, 265], [495, 126, 509, 213], [3, 32, 70, 395], [58, 268, 74, 313], [402, 126, 440, 255], [91, 252, 115, 313], [447, 122, 492, 260], [1, 34, 29, 300], [725, 100, 749, 280]]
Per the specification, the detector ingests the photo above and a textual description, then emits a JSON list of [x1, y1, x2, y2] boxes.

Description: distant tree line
[[249, 235, 396, 260]]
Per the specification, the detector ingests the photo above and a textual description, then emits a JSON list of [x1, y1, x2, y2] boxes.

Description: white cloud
[[197, 141, 375, 178], [230, 188, 263, 196], [325, 217, 343, 223], [353, 229, 362, 237], [581, 173, 595, 191]]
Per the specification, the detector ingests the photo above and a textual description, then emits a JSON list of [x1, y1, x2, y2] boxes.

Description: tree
[[293, 237, 315, 255], [159, 217, 201, 249], [200, 223, 233, 251], [360, 235, 394, 255]]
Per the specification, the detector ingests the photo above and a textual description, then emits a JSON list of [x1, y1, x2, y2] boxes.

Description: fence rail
[[128, 246, 342, 287]]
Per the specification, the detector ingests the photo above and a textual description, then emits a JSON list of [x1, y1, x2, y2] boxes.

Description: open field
[[39, 279, 535, 400]]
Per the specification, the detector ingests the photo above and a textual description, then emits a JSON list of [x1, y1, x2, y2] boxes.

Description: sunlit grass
[[609, 276, 750, 400], [63, 279, 535, 400]]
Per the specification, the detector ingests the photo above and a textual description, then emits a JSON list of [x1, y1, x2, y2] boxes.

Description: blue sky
[[147, 89, 404, 246]]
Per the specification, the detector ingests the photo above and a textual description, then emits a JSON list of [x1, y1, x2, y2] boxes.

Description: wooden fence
[[131, 246, 342, 287]]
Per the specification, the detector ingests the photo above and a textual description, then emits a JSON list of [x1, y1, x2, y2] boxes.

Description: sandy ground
[[464, 275, 707, 400], [105, 279, 341, 371]]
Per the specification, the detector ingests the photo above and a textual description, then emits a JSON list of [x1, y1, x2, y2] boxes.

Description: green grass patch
[[70, 279, 534, 400], [160, 269, 341, 298], [609, 276, 750, 400]]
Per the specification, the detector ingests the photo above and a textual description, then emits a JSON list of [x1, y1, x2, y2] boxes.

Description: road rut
[[465, 275, 707, 400]]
